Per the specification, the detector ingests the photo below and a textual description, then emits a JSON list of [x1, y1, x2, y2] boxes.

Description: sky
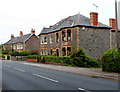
[[0, 0, 120, 44]]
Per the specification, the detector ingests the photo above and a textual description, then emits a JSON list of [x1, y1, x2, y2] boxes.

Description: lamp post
[[115, 0, 119, 48]]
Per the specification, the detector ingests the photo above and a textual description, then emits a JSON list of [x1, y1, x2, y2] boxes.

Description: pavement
[[14, 61, 120, 81]]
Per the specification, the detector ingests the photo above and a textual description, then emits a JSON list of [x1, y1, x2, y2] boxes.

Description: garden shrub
[[2, 50, 9, 55], [101, 48, 120, 73], [11, 51, 20, 56], [70, 48, 100, 68], [11, 50, 38, 56], [26, 47, 100, 68]]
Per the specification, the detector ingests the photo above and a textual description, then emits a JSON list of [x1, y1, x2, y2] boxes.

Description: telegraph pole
[[115, 0, 119, 48]]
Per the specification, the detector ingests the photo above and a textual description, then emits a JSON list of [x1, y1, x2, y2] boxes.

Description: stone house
[[3, 29, 39, 52], [109, 17, 120, 48], [38, 12, 113, 58]]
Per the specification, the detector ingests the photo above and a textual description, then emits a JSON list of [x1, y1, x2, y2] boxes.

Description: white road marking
[[78, 88, 90, 92], [33, 73, 58, 83], [3, 65, 10, 67], [14, 68, 26, 72]]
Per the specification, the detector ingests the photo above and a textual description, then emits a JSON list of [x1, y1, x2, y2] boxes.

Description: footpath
[[16, 61, 119, 81]]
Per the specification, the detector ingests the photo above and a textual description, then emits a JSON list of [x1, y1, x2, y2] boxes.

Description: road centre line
[[33, 73, 58, 83], [78, 88, 90, 92], [14, 68, 26, 72], [3, 65, 10, 67]]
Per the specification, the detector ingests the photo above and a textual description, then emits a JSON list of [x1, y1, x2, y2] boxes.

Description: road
[[1, 60, 119, 91]]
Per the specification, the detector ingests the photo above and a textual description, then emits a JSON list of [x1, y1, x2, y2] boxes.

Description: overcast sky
[[0, 0, 120, 44]]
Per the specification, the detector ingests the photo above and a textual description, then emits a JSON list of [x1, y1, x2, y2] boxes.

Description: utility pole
[[115, 0, 119, 48]]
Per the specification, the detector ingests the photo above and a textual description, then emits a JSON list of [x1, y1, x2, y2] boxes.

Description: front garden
[[1, 46, 120, 73]]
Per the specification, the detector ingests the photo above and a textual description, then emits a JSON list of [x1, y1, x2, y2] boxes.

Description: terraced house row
[[3, 12, 120, 58]]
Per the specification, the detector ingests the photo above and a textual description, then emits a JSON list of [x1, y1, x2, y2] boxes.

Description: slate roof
[[39, 13, 110, 35], [4, 34, 32, 45]]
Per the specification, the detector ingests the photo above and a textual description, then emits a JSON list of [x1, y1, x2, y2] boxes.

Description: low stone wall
[[11, 56, 27, 61]]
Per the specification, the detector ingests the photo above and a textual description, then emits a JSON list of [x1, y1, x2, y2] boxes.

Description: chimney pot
[[11, 34, 14, 39], [109, 18, 116, 29], [90, 12, 98, 26], [31, 28, 35, 34], [20, 31, 23, 36]]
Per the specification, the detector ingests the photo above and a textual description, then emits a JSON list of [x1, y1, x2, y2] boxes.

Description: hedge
[[26, 47, 100, 68], [101, 48, 120, 73], [11, 50, 38, 56], [27, 55, 100, 68], [27, 55, 71, 64]]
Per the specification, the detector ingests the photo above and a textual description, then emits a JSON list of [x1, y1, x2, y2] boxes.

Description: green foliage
[[0, 54, 5, 58], [26, 47, 100, 68], [71, 47, 86, 57], [0, 44, 2, 49], [101, 48, 120, 73], [11, 51, 20, 56], [11, 50, 38, 56], [42, 56, 70, 63], [2, 50, 9, 55], [27, 55, 71, 64], [70, 48, 100, 68]]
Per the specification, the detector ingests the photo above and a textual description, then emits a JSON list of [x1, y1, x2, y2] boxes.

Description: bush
[[41, 56, 71, 64], [70, 48, 100, 68], [2, 50, 9, 55], [26, 47, 100, 68], [101, 48, 120, 73], [87, 57, 101, 68], [27, 55, 39, 59], [11, 50, 38, 56], [11, 51, 20, 56]]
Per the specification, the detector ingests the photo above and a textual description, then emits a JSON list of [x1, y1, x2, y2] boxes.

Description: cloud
[[0, 0, 118, 43]]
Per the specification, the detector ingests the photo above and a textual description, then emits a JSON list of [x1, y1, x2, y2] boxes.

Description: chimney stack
[[90, 12, 98, 26], [109, 18, 116, 29], [11, 34, 14, 39], [31, 28, 35, 34], [20, 31, 23, 36]]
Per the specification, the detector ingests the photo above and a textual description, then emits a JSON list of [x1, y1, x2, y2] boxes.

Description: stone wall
[[39, 26, 111, 58], [79, 27, 110, 58], [11, 56, 27, 61]]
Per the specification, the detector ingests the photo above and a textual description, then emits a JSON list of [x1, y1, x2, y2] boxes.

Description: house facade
[[3, 29, 39, 52], [38, 12, 112, 58]]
